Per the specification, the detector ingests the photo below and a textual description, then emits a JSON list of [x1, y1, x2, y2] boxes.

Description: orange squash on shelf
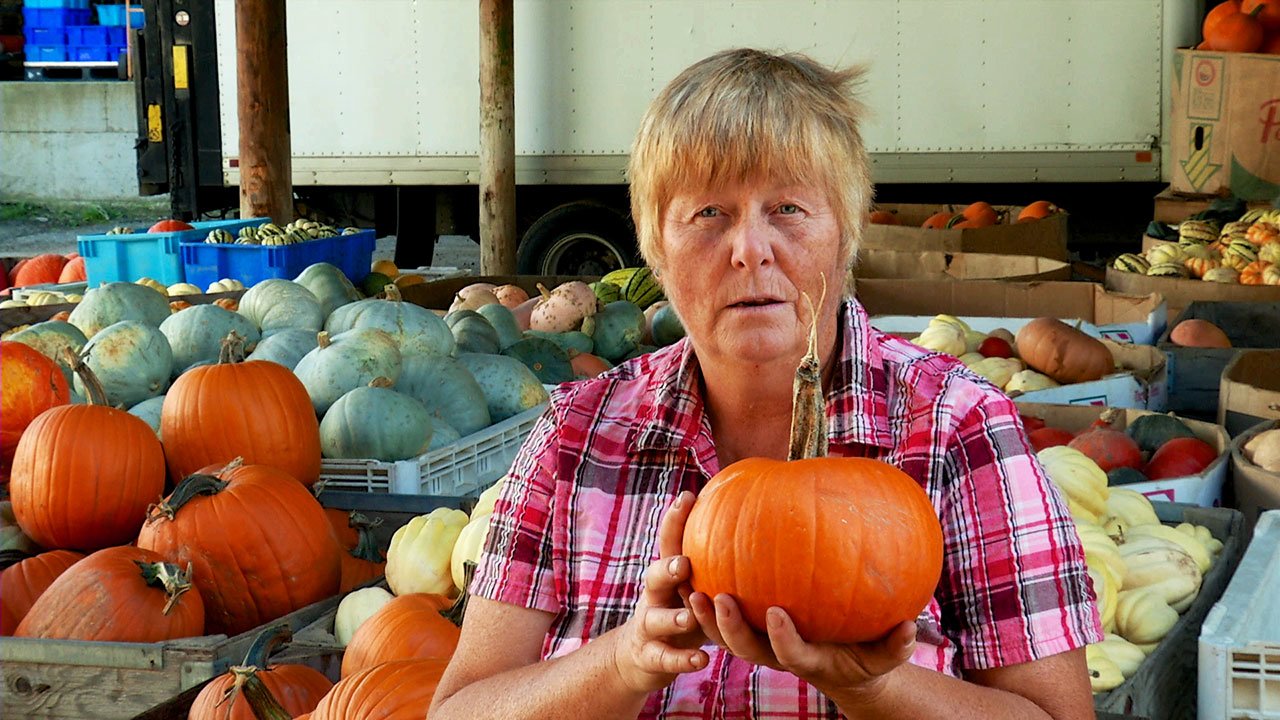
[[1205, 4, 1266, 51], [1016, 200, 1058, 222], [12, 254, 69, 288], [1240, 260, 1272, 285]]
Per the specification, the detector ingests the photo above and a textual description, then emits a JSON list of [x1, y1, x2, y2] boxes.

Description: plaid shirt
[[473, 298, 1103, 719]]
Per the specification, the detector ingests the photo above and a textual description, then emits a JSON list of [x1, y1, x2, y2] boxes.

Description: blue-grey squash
[[449, 312, 501, 355], [476, 304, 523, 350], [394, 354, 491, 436], [237, 279, 325, 338], [293, 328, 403, 416], [325, 285, 454, 357], [128, 395, 165, 437], [159, 304, 261, 380], [523, 329, 594, 356], [502, 337, 574, 385], [76, 320, 174, 407], [456, 352, 550, 422], [582, 300, 646, 362], [426, 420, 462, 450], [69, 282, 171, 337], [7, 321, 87, 384], [649, 302, 686, 346], [245, 328, 320, 370], [319, 378, 433, 461], [293, 262, 362, 317]]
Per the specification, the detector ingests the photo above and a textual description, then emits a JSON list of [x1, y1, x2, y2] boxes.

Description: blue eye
[[697, 207, 720, 218], [778, 204, 800, 215]]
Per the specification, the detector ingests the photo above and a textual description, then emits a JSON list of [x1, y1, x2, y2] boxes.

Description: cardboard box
[[1229, 420, 1280, 538], [1105, 266, 1280, 323], [1218, 350, 1280, 437], [854, 279, 1167, 345], [1018, 404, 1230, 506], [861, 204, 1069, 261], [400, 275, 598, 311], [1152, 185, 1273, 224], [1012, 341, 1168, 411], [852, 251, 1070, 282], [1158, 302, 1280, 416], [1170, 48, 1280, 201]]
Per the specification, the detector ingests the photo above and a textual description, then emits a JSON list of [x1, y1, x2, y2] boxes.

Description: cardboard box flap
[[1105, 340, 1167, 384], [1219, 350, 1280, 435]]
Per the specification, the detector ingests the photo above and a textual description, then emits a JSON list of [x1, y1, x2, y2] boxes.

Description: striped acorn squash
[[1112, 253, 1149, 274], [1178, 220, 1219, 244], [621, 267, 663, 310], [204, 229, 234, 244], [1202, 266, 1240, 284], [1146, 262, 1190, 279], [1145, 243, 1186, 266]]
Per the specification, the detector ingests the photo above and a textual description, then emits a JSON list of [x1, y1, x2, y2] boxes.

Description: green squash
[[293, 262, 363, 316], [394, 355, 491, 436], [69, 282, 171, 337], [245, 328, 319, 370], [8, 321, 87, 384], [502, 337, 574, 385], [590, 281, 622, 305], [450, 313, 501, 355], [360, 272, 393, 298], [456, 352, 550, 422], [426, 420, 462, 450], [650, 303, 686, 346], [476, 304, 523, 350], [582, 301, 646, 362], [294, 328, 403, 416], [1126, 413, 1199, 454], [128, 395, 165, 437], [326, 291, 454, 357], [238, 279, 325, 337], [76, 320, 174, 407], [319, 381, 433, 461], [1107, 467, 1150, 487], [523, 329, 594, 356], [159, 304, 261, 380]]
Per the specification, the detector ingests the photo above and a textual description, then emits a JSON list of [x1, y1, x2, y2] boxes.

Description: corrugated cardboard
[[1170, 48, 1280, 201], [852, 251, 1070, 282], [1152, 185, 1273, 224], [1012, 341, 1168, 411], [855, 279, 1167, 345], [1218, 350, 1280, 437], [861, 204, 1069, 261], [1017, 403, 1230, 507], [1230, 420, 1280, 538], [401, 275, 598, 311], [1105, 266, 1280, 323], [1158, 302, 1280, 416]]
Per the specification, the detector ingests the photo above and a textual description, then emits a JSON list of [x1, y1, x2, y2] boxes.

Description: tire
[[516, 203, 639, 275]]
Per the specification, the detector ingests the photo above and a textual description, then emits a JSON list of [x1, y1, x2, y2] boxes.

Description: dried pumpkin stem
[[223, 664, 293, 720], [316, 330, 332, 349], [440, 561, 476, 628], [135, 561, 195, 615], [383, 284, 403, 302], [61, 347, 108, 407], [788, 274, 829, 462], [240, 623, 292, 669], [368, 376, 395, 390], [217, 331, 247, 364], [348, 521, 386, 563], [147, 472, 230, 522]]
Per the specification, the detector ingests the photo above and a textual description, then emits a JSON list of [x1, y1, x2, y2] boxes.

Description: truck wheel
[[517, 203, 638, 275]]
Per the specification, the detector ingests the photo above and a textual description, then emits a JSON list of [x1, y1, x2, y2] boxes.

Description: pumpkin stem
[[787, 274, 828, 462], [146, 470, 232, 523], [222, 664, 294, 720], [536, 282, 553, 301], [317, 330, 332, 349], [217, 331, 247, 364], [0, 549, 33, 570], [368, 376, 395, 390], [61, 347, 108, 407], [383, 284, 403, 303], [348, 517, 386, 563], [439, 561, 475, 628], [135, 561, 196, 615], [310, 479, 329, 499], [240, 623, 293, 669]]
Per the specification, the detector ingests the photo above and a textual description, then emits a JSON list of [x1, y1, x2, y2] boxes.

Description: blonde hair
[[628, 48, 872, 270]]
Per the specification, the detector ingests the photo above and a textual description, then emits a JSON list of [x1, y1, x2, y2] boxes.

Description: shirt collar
[[631, 297, 895, 454]]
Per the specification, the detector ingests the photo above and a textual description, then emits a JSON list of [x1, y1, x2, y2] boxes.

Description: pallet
[[23, 61, 121, 82]]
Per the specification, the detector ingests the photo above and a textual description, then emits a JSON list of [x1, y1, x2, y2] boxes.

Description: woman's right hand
[[611, 490, 710, 694]]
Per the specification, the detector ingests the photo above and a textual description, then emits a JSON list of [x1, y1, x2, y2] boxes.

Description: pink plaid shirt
[[473, 298, 1103, 719]]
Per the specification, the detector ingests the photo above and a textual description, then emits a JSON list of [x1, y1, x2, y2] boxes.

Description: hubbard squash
[[447, 311, 502, 355], [501, 337, 575, 384], [68, 281, 172, 337], [320, 379, 434, 461], [244, 328, 319, 370], [582, 301, 646, 362], [159, 304, 261, 378], [128, 395, 165, 437], [76, 320, 174, 407], [1015, 318, 1113, 385], [293, 262, 362, 317], [455, 353, 550, 422], [394, 355, 491, 436], [294, 329, 403, 416], [325, 285, 454, 357], [237, 279, 325, 338]]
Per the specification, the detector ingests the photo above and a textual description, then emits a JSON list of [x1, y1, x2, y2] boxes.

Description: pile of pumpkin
[[1112, 210, 1280, 285], [867, 200, 1060, 228], [1198, 0, 1280, 54], [907, 314, 1116, 395], [0, 251, 87, 305], [1034, 442, 1224, 693]]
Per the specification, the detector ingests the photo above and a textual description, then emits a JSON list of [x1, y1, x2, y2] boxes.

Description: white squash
[[1098, 634, 1146, 679], [915, 323, 966, 357], [1244, 428, 1280, 472], [334, 586, 394, 647], [1004, 369, 1060, 394], [1086, 645, 1124, 693], [1038, 446, 1110, 524], [1103, 489, 1160, 535], [471, 477, 507, 518], [1124, 524, 1211, 574], [1115, 588, 1178, 644], [967, 357, 1023, 389], [450, 513, 494, 592], [385, 507, 469, 596], [167, 283, 202, 296], [1118, 545, 1201, 610]]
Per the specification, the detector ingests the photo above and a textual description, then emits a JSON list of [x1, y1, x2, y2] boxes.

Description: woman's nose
[[729, 212, 775, 270]]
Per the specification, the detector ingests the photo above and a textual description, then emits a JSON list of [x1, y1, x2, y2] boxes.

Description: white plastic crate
[[316, 404, 546, 496], [1200, 510, 1280, 719]]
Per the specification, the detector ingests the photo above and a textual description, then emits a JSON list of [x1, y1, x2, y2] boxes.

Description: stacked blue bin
[[22, 0, 91, 63]]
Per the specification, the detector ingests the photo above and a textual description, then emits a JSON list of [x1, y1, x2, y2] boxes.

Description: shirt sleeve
[[936, 388, 1104, 671], [470, 403, 564, 615]]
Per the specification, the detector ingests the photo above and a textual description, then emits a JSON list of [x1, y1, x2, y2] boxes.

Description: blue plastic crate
[[180, 227, 376, 288], [21, 8, 90, 28], [69, 45, 111, 62], [95, 4, 144, 28], [25, 0, 90, 8], [23, 27, 65, 45], [106, 26, 126, 45], [27, 45, 68, 62], [78, 219, 269, 286], [65, 25, 110, 47]]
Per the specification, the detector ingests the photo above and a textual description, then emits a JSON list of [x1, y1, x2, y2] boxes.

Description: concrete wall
[[0, 82, 140, 200]]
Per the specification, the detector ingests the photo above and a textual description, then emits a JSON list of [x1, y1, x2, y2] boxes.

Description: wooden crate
[[1094, 504, 1246, 720]]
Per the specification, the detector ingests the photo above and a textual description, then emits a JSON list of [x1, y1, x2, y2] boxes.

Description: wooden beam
[[236, 0, 292, 224], [479, 0, 516, 274]]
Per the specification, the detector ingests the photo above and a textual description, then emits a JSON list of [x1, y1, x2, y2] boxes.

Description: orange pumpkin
[[188, 625, 333, 720], [960, 201, 999, 227], [148, 219, 195, 233], [0, 342, 70, 473], [1247, 222, 1279, 246], [1205, 4, 1266, 50], [0, 549, 84, 635], [1015, 317, 1115, 385], [56, 257, 87, 284], [308, 659, 449, 720], [868, 210, 899, 225], [338, 513, 386, 593], [920, 211, 952, 229], [1243, 0, 1280, 30], [340, 593, 460, 677], [1170, 319, 1232, 348], [12, 254, 69, 288], [1016, 200, 1057, 222], [1204, 0, 1244, 38], [1240, 260, 1272, 285]]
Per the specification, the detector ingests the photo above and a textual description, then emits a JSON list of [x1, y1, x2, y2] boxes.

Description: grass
[[0, 199, 170, 227]]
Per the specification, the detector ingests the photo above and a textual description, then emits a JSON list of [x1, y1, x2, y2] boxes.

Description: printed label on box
[[1189, 56, 1225, 121]]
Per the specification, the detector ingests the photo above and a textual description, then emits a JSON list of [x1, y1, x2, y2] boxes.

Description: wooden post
[[479, 0, 516, 274], [236, 0, 292, 224]]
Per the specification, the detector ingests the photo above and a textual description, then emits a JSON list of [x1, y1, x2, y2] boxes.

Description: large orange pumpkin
[[57, 256, 87, 283], [188, 624, 333, 720], [1243, 0, 1280, 31], [340, 593, 459, 677], [136, 460, 341, 636], [309, 659, 450, 720], [1204, 0, 1243, 38], [162, 332, 321, 486], [9, 351, 164, 551], [12, 254, 69, 287], [0, 549, 84, 635], [0, 341, 70, 472], [1205, 4, 1266, 50], [1016, 200, 1058, 222], [14, 545, 205, 642], [1015, 317, 1115, 385]]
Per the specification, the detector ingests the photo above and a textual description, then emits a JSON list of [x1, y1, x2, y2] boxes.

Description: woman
[[430, 48, 1102, 719]]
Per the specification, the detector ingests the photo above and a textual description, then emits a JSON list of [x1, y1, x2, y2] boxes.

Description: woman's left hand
[[688, 592, 917, 700]]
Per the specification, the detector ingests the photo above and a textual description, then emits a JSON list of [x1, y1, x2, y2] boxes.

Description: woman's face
[[656, 179, 846, 369]]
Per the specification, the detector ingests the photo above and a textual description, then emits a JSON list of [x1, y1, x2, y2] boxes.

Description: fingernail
[[690, 652, 705, 669], [668, 557, 681, 576], [676, 610, 690, 627], [768, 608, 783, 629], [672, 494, 684, 509]]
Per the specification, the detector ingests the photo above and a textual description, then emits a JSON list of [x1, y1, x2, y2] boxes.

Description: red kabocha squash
[[12, 254, 69, 288], [136, 460, 341, 636], [188, 624, 333, 720], [1144, 437, 1220, 480], [14, 545, 204, 642], [338, 513, 387, 594], [1, 341, 70, 472], [0, 549, 84, 635], [309, 658, 450, 720], [162, 332, 321, 487], [1028, 426, 1076, 452], [57, 256, 87, 284], [1019, 414, 1047, 432], [1067, 410, 1144, 473], [340, 593, 460, 678], [9, 351, 164, 551], [1015, 318, 1114, 385]]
